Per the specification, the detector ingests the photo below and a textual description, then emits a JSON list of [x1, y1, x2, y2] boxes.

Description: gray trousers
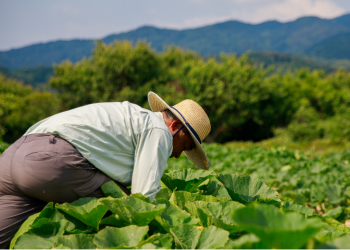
[[0, 133, 130, 248]]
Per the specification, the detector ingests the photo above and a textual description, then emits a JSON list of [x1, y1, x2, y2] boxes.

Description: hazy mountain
[[1, 14, 350, 69], [306, 33, 350, 60]]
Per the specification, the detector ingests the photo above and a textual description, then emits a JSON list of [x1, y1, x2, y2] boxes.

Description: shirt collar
[[154, 112, 165, 122]]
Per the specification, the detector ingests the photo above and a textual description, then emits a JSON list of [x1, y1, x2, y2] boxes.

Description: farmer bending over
[[0, 91, 211, 248]]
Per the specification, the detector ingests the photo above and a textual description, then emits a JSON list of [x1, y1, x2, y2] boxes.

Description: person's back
[[24, 101, 172, 187]]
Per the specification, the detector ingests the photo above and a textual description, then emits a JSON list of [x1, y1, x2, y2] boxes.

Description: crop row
[[11, 167, 350, 249]]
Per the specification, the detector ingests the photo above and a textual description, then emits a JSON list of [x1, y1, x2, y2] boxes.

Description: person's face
[[169, 120, 196, 159]]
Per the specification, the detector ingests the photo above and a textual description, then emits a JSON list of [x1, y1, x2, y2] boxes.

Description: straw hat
[[148, 91, 211, 169]]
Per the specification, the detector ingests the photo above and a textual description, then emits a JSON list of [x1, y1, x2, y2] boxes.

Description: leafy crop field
[[8, 143, 350, 249]]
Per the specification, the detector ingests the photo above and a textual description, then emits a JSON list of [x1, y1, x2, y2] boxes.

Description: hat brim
[[148, 91, 209, 170]]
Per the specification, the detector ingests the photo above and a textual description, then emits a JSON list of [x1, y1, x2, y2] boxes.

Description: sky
[[1, 0, 350, 51]]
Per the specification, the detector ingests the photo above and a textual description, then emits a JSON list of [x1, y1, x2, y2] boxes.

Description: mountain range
[[1, 14, 350, 69]]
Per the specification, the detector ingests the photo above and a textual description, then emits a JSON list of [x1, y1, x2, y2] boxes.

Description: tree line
[[1, 40, 350, 144]]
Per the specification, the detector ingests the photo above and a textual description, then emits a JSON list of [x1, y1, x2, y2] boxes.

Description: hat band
[[170, 106, 202, 144]]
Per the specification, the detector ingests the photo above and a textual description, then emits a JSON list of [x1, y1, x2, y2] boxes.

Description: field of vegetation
[[5, 141, 350, 249], [1, 40, 350, 249]]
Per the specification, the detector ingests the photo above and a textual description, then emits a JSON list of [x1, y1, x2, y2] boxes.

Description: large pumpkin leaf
[[100, 213, 123, 229], [232, 204, 323, 249], [311, 185, 326, 207], [324, 184, 343, 204], [280, 201, 314, 216], [323, 206, 344, 219], [320, 235, 350, 249], [322, 217, 350, 233], [101, 181, 128, 198], [314, 228, 348, 245], [136, 233, 173, 249], [94, 225, 149, 249], [222, 234, 266, 249], [55, 197, 108, 230], [13, 220, 68, 249], [169, 191, 218, 210], [196, 225, 230, 249], [170, 224, 201, 249], [218, 174, 279, 204], [198, 177, 230, 198], [10, 212, 40, 249], [54, 234, 97, 249], [131, 193, 150, 203], [155, 187, 172, 200], [151, 198, 200, 233], [100, 196, 166, 226], [31, 202, 94, 234], [162, 169, 216, 192], [190, 200, 245, 234], [170, 224, 230, 249]]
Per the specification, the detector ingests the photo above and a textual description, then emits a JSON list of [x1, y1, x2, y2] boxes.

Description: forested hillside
[[1, 14, 350, 69]]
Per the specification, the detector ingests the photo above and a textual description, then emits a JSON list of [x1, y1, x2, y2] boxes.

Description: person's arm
[[131, 128, 172, 201]]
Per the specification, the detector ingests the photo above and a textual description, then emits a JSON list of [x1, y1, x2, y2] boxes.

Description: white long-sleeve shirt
[[24, 101, 173, 201]]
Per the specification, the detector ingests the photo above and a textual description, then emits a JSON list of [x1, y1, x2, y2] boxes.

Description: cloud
[[249, 0, 346, 23]]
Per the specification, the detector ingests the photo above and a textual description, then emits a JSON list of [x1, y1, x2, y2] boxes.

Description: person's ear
[[169, 120, 177, 131], [174, 120, 183, 130], [169, 120, 182, 131]]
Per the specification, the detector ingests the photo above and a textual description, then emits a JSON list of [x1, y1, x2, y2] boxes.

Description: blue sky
[[1, 0, 350, 51]]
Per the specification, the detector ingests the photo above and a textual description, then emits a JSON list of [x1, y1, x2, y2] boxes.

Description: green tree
[[0, 74, 61, 143], [50, 41, 165, 109]]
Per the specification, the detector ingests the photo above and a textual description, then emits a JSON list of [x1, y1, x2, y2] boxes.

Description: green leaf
[[137, 233, 173, 249], [55, 197, 108, 229], [231, 204, 323, 249], [31, 202, 93, 234], [320, 235, 350, 249], [222, 234, 266, 249], [13, 220, 68, 249], [198, 177, 224, 197], [54, 234, 97, 249], [100, 196, 166, 226], [169, 191, 218, 210], [151, 233, 173, 249], [155, 188, 172, 200], [324, 184, 343, 204], [322, 217, 350, 233], [184, 201, 208, 224], [52, 244, 69, 249], [100, 213, 123, 228], [323, 206, 344, 219], [218, 174, 279, 204], [94, 225, 149, 249], [151, 198, 199, 233], [314, 228, 347, 244], [280, 201, 314, 216], [101, 181, 127, 198], [311, 185, 326, 207], [10, 212, 40, 249], [161, 169, 216, 192], [170, 224, 201, 249], [131, 193, 150, 203], [196, 225, 230, 249], [192, 200, 245, 234]]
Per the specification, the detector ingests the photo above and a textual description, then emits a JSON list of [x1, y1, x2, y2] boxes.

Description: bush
[[0, 74, 61, 143], [0, 138, 9, 154]]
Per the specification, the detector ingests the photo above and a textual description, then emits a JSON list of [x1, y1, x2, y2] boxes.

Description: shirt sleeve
[[131, 128, 173, 201]]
